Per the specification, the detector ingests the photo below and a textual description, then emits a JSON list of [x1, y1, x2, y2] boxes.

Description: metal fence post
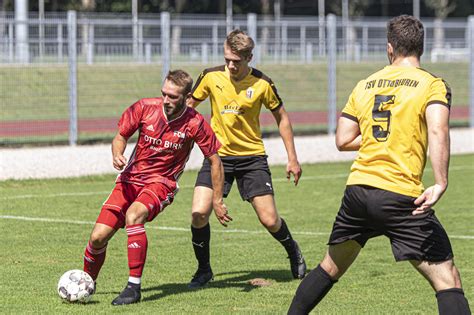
[[318, 0, 325, 57], [8, 23, 14, 62], [161, 12, 171, 83], [67, 11, 78, 146], [15, 0, 29, 63], [138, 21, 143, 62], [57, 24, 63, 62], [212, 22, 218, 63], [300, 26, 306, 63], [201, 43, 208, 64], [86, 23, 94, 65], [226, 0, 233, 34], [132, 6, 138, 60], [469, 16, 474, 128], [282, 21, 288, 64], [247, 13, 257, 67], [145, 43, 152, 63], [327, 14, 337, 135]]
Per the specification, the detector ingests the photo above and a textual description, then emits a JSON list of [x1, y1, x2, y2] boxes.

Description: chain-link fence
[[0, 12, 472, 145]]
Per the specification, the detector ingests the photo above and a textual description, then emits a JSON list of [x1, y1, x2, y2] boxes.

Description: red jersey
[[117, 97, 221, 188]]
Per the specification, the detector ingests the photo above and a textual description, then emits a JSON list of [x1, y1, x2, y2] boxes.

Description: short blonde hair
[[225, 29, 255, 59], [165, 69, 193, 95]]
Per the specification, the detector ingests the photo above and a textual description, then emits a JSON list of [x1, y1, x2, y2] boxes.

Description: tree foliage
[[1, 0, 472, 17], [424, 0, 456, 18]]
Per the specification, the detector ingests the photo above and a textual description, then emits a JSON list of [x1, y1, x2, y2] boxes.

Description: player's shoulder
[[352, 67, 388, 91], [366, 67, 388, 82], [415, 67, 448, 84], [249, 68, 274, 85], [201, 65, 226, 77], [137, 97, 163, 107], [183, 106, 206, 126]]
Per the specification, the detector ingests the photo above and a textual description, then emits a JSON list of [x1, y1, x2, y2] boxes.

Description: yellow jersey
[[342, 65, 451, 197], [191, 65, 282, 156]]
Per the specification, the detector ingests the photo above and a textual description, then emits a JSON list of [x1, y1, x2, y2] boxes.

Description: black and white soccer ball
[[57, 269, 95, 303]]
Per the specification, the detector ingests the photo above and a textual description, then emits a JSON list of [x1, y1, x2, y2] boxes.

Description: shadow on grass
[[142, 269, 294, 302]]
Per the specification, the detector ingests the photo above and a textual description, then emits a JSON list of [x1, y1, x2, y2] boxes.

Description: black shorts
[[195, 155, 274, 201], [328, 185, 453, 262]]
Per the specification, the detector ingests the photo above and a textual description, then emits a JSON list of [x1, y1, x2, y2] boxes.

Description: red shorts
[[96, 182, 176, 229]]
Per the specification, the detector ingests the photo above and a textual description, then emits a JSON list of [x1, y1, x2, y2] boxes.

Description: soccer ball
[[57, 269, 95, 303]]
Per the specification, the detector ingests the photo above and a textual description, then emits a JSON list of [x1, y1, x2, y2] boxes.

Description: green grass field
[[0, 155, 473, 314], [0, 62, 469, 122]]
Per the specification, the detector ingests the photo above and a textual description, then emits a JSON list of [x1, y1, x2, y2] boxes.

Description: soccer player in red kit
[[82, 70, 232, 306]]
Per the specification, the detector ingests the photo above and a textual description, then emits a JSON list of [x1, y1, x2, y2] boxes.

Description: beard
[[165, 100, 185, 118]]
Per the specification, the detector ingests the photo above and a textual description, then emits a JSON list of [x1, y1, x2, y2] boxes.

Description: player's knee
[[125, 208, 148, 225], [191, 211, 210, 227], [89, 230, 108, 248], [431, 262, 462, 290], [451, 266, 463, 288], [260, 215, 279, 231]]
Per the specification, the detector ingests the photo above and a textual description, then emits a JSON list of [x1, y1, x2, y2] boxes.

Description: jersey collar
[[225, 65, 253, 82], [161, 101, 188, 124]]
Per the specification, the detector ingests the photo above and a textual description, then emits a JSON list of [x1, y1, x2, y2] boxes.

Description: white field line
[[1, 165, 473, 201], [0, 214, 472, 240], [0, 215, 327, 236], [0, 174, 347, 200]]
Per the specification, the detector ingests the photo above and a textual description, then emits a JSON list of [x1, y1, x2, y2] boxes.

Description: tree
[[260, 0, 271, 57], [81, 0, 96, 58], [424, 0, 456, 49], [171, 0, 186, 56], [331, 0, 372, 61]]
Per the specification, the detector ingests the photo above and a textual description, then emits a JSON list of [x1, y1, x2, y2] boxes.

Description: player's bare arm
[[186, 97, 201, 108], [413, 103, 450, 215], [208, 153, 232, 226], [335, 117, 361, 151], [111, 132, 128, 170], [271, 105, 302, 185]]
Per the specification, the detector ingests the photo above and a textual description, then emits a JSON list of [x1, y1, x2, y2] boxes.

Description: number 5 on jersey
[[372, 95, 395, 142]]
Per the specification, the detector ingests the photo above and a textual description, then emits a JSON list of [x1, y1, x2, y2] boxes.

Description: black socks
[[436, 288, 471, 315], [191, 223, 211, 270], [288, 265, 337, 315], [270, 218, 297, 255]]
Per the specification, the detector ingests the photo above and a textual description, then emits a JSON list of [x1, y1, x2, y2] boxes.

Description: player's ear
[[387, 43, 393, 55], [386, 43, 394, 64], [184, 92, 192, 105], [248, 53, 253, 62]]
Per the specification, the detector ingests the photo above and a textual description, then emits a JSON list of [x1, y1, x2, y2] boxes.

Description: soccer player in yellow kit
[[288, 15, 470, 315], [187, 29, 306, 288]]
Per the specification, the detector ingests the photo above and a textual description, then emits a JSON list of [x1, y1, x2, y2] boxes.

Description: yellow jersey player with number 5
[[288, 15, 470, 315]]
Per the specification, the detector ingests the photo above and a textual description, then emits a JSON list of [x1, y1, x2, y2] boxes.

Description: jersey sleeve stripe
[[426, 100, 450, 109], [192, 95, 205, 102], [191, 65, 226, 95], [250, 68, 283, 106], [270, 104, 283, 112], [442, 79, 452, 107], [341, 112, 358, 122]]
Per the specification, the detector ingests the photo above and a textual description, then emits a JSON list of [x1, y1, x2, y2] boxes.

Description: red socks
[[83, 241, 107, 281], [84, 224, 148, 280], [126, 224, 148, 278]]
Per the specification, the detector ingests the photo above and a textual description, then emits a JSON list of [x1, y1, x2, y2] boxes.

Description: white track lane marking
[[0, 215, 472, 240], [1, 165, 473, 201]]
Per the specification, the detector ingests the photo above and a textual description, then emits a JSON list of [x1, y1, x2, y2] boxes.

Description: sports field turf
[[0, 155, 473, 314], [0, 62, 469, 121]]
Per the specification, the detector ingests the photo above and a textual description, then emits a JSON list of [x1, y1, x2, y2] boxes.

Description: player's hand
[[287, 160, 302, 186], [213, 199, 232, 227], [113, 154, 127, 170], [413, 184, 446, 215]]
